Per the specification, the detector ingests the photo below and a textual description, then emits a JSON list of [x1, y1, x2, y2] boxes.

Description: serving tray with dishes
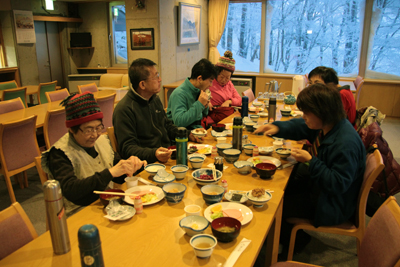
[[204, 202, 253, 225], [124, 185, 165, 206], [247, 156, 281, 168]]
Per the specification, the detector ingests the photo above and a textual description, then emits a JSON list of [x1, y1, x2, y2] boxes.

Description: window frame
[[108, 1, 127, 67]]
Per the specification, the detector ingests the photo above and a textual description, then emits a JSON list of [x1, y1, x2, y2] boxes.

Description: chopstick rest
[[223, 238, 251, 267]]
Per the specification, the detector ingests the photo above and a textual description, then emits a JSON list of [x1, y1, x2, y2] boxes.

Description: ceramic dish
[[246, 190, 272, 207], [211, 130, 228, 139], [247, 156, 281, 168], [124, 185, 165, 206], [259, 146, 274, 155], [192, 168, 223, 186], [191, 128, 207, 137], [252, 101, 263, 107], [116, 205, 136, 221], [224, 190, 248, 204], [204, 202, 253, 225], [144, 164, 166, 176], [258, 112, 268, 117], [153, 170, 176, 186], [249, 107, 264, 113], [187, 144, 212, 155]]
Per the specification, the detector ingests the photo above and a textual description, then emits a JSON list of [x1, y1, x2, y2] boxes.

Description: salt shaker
[[221, 180, 228, 194], [78, 224, 104, 267], [43, 180, 71, 255], [134, 196, 143, 214], [253, 146, 259, 157]]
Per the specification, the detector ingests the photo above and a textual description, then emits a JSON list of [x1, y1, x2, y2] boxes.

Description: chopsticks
[[93, 191, 137, 197], [212, 166, 217, 181]]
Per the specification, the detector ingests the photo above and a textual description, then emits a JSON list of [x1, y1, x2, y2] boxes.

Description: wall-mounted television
[[70, 32, 92, 47]]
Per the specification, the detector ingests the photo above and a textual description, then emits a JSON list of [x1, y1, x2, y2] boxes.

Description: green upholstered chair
[[0, 80, 18, 91], [1, 87, 27, 108], [37, 80, 57, 104]]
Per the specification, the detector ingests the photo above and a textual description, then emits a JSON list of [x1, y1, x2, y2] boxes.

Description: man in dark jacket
[[113, 58, 201, 164]]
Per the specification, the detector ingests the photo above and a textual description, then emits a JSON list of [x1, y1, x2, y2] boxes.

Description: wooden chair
[[37, 80, 57, 104], [1, 87, 27, 107], [78, 83, 98, 94], [43, 108, 68, 149], [271, 196, 400, 267], [286, 148, 384, 261], [96, 93, 116, 131], [34, 156, 48, 185], [107, 126, 119, 153], [0, 98, 25, 114], [0, 80, 18, 90], [0, 202, 38, 260], [241, 88, 255, 102], [0, 115, 41, 203], [353, 76, 364, 109], [45, 88, 69, 103]]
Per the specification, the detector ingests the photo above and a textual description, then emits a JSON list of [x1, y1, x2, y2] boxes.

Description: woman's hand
[[109, 156, 147, 177], [253, 124, 279, 135], [290, 148, 312, 163], [221, 100, 232, 107]]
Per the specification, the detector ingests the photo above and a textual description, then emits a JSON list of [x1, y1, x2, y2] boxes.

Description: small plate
[[204, 202, 253, 225], [117, 205, 136, 221], [247, 156, 281, 167], [124, 185, 165, 206], [225, 190, 248, 204], [259, 146, 274, 155], [211, 130, 228, 138], [187, 144, 212, 155]]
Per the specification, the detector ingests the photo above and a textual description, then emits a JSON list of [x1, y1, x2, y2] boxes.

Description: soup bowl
[[211, 217, 241, 243], [189, 156, 205, 170], [275, 148, 292, 159], [162, 183, 186, 203], [144, 163, 166, 176], [243, 144, 256, 155], [190, 234, 217, 258], [216, 143, 233, 156], [171, 165, 189, 180], [255, 163, 277, 179], [222, 149, 241, 163], [212, 123, 226, 133], [244, 122, 256, 132], [200, 184, 224, 205]]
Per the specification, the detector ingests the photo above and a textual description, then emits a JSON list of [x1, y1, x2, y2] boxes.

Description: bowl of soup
[[190, 234, 217, 258], [171, 165, 189, 180], [144, 163, 166, 176], [216, 143, 233, 156], [255, 163, 277, 179], [99, 189, 125, 206], [212, 123, 226, 133], [189, 156, 205, 170], [162, 183, 186, 203], [200, 184, 225, 205], [211, 217, 241, 243]]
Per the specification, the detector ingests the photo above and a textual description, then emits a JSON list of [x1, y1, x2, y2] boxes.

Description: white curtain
[[208, 0, 229, 64]]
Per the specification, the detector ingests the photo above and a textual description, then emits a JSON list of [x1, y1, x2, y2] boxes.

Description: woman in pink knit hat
[[207, 51, 242, 124]]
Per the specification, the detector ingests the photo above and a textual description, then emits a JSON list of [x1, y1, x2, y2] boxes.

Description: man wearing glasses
[[42, 92, 146, 216], [308, 66, 356, 125], [113, 58, 202, 165]]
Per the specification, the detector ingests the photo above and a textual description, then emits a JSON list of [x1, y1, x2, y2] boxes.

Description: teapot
[[265, 80, 282, 94]]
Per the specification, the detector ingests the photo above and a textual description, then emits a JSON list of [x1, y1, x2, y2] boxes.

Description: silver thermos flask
[[43, 180, 71, 254]]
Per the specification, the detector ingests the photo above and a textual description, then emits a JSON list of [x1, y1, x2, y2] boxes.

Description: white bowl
[[191, 128, 207, 137], [259, 146, 274, 155], [188, 153, 206, 160], [200, 184, 225, 205], [189, 156, 205, 169], [190, 234, 217, 258], [192, 168, 223, 186], [222, 148, 241, 164], [233, 160, 253, 174], [250, 115, 260, 122], [280, 109, 292, 117], [179, 215, 209, 236], [171, 165, 189, 180], [252, 101, 263, 107], [246, 190, 272, 208], [144, 164, 166, 176], [243, 144, 256, 155]]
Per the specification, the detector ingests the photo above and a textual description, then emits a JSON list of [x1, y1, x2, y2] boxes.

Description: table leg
[[164, 87, 168, 108], [264, 196, 283, 266]]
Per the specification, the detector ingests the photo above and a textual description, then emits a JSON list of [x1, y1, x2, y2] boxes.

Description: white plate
[[191, 128, 207, 136], [187, 144, 212, 155], [204, 202, 253, 225], [224, 190, 248, 204], [211, 130, 228, 138], [259, 146, 274, 155], [117, 205, 136, 221], [247, 156, 281, 167], [124, 185, 165, 206]]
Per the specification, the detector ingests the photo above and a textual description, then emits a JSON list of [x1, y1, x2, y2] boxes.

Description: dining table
[[0, 101, 301, 267], [0, 90, 123, 128]]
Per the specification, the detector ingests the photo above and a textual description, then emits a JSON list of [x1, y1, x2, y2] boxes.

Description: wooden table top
[[0, 90, 121, 128], [0, 104, 299, 267]]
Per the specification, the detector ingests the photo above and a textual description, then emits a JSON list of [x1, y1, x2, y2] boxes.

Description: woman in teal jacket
[[255, 83, 366, 249]]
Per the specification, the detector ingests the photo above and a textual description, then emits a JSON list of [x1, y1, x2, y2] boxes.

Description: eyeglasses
[[79, 124, 104, 135], [218, 74, 231, 81], [146, 72, 160, 81]]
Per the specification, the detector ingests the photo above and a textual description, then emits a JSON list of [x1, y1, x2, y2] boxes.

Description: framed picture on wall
[[130, 28, 154, 50], [178, 2, 201, 46]]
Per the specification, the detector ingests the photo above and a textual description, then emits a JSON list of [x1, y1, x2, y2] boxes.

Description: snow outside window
[[110, 3, 127, 66]]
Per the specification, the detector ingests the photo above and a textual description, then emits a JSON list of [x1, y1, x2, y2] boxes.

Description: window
[[367, 0, 400, 78], [217, 2, 262, 72], [109, 2, 127, 66], [219, 0, 400, 79]]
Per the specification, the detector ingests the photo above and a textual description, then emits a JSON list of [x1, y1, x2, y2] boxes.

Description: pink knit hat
[[216, 50, 236, 72]]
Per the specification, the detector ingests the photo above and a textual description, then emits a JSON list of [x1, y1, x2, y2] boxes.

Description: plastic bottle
[[241, 96, 249, 118], [176, 127, 188, 165], [43, 180, 71, 255], [78, 224, 104, 267], [268, 96, 277, 123], [232, 117, 243, 150], [134, 196, 143, 214], [211, 146, 218, 159], [221, 179, 228, 194], [253, 146, 259, 157]]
